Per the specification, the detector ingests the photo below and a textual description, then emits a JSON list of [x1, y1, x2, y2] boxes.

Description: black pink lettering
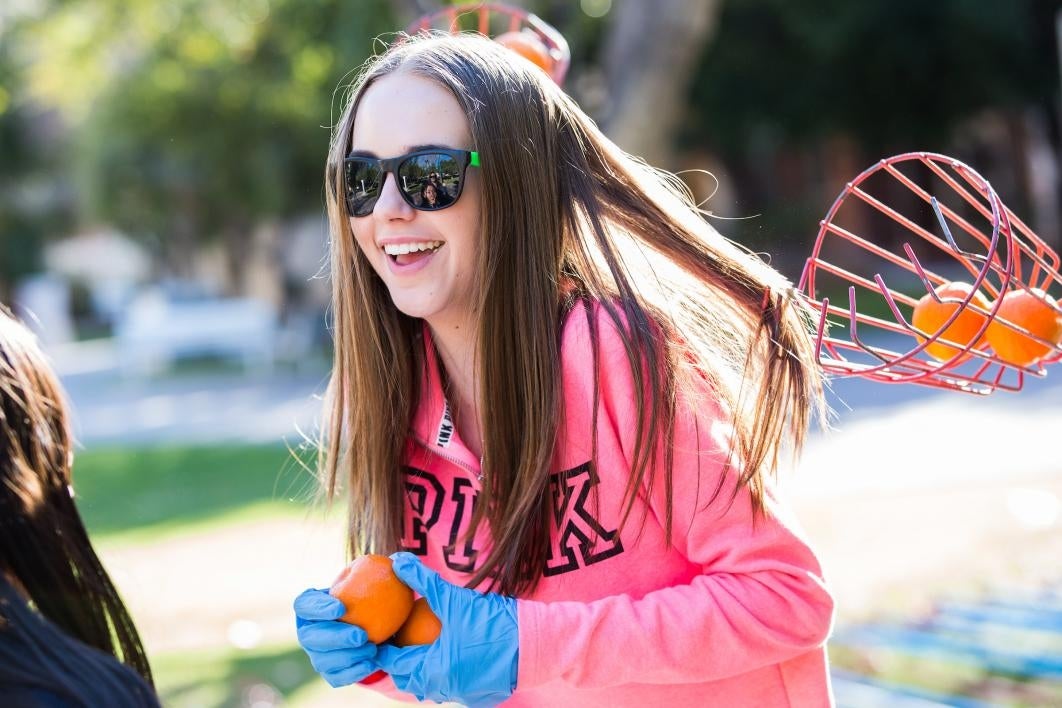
[[544, 462, 624, 576], [400, 468, 444, 554], [444, 478, 479, 572], [436, 403, 455, 447], [401, 461, 623, 576]]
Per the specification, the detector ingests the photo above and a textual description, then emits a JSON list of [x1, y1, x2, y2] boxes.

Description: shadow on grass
[[157, 643, 322, 708], [73, 444, 319, 537]]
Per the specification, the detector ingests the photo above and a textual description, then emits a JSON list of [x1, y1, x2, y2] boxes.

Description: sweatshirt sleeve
[[516, 309, 834, 689]]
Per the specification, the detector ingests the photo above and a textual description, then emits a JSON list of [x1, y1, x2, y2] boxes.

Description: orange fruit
[[329, 554, 414, 643], [911, 281, 990, 361], [391, 597, 442, 647], [986, 288, 1062, 367], [494, 31, 553, 74]]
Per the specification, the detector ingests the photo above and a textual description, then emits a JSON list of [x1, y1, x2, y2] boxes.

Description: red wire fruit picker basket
[[405, 2, 571, 87], [798, 152, 1062, 395]]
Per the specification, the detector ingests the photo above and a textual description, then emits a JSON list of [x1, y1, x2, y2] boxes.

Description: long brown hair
[[0, 306, 154, 685], [320, 33, 825, 595]]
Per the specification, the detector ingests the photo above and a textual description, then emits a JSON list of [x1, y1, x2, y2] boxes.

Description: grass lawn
[[71, 443, 354, 706], [74, 443, 321, 545], [152, 642, 409, 707], [152, 642, 319, 706]]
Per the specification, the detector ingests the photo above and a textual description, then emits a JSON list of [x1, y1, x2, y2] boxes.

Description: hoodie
[[375, 302, 834, 707]]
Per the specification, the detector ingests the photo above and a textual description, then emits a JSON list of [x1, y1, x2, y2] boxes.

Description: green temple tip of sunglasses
[[470, 151, 480, 167]]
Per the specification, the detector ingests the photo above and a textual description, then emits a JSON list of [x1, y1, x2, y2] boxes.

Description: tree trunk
[[601, 0, 722, 170], [1017, 108, 1060, 250], [222, 220, 253, 295], [388, 0, 435, 28]]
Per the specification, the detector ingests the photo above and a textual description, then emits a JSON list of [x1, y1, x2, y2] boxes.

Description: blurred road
[[51, 337, 1061, 457], [50, 339, 328, 448], [805, 333, 1062, 494]]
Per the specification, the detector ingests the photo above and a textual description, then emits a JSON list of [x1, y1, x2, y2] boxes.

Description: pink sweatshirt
[[374, 303, 834, 706]]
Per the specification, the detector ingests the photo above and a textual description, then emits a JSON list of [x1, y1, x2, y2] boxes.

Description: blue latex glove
[[293, 588, 380, 687], [374, 552, 519, 708]]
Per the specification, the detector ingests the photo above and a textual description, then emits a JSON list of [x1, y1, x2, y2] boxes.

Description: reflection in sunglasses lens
[[345, 160, 382, 216], [400, 154, 462, 211], [345, 151, 469, 216]]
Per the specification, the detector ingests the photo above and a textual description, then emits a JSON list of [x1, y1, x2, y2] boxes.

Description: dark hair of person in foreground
[[0, 305, 158, 707]]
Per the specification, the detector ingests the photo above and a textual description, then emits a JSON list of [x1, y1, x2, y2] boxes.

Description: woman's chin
[[388, 293, 443, 322], [388, 293, 472, 330]]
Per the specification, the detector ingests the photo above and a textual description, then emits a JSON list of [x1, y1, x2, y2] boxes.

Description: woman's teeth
[[383, 241, 443, 256]]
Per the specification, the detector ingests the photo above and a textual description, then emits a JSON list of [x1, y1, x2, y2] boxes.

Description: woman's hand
[[293, 588, 380, 687], [374, 552, 519, 708]]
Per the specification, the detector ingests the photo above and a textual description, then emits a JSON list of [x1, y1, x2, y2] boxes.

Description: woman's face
[[424, 184, 438, 204], [348, 72, 481, 328]]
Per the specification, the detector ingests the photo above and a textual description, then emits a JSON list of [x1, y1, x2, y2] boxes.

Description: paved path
[[50, 339, 328, 447], [52, 338, 1062, 468]]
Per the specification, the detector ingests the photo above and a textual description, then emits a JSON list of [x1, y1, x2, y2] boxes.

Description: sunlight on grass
[[96, 498, 310, 549], [153, 642, 320, 707], [73, 443, 321, 543], [153, 642, 411, 708]]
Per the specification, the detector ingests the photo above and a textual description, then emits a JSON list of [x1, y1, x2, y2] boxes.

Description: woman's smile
[[382, 240, 445, 275]]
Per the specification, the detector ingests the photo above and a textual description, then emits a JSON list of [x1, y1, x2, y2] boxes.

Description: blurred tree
[[387, 0, 433, 25], [601, 0, 722, 169], [688, 0, 1057, 154], [681, 0, 1060, 269], [18, 0, 397, 289], [0, 18, 71, 303], [386, 0, 712, 168], [0, 42, 34, 301], [9, 0, 1057, 291]]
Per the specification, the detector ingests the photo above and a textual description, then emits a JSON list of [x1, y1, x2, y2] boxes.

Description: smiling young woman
[[294, 32, 832, 708]]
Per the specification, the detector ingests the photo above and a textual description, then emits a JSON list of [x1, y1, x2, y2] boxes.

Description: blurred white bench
[[116, 291, 277, 376]]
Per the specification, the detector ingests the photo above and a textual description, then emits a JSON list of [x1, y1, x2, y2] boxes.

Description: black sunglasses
[[342, 148, 480, 217]]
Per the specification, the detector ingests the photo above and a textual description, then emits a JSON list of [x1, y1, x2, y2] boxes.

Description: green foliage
[[686, 0, 1057, 154], [0, 34, 68, 295], [4, 0, 1056, 277], [679, 0, 1058, 273], [0, 51, 33, 176], [16, 0, 398, 251]]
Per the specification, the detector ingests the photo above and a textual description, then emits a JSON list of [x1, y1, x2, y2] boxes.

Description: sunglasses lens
[[344, 159, 382, 217], [400, 153, 464, 211]]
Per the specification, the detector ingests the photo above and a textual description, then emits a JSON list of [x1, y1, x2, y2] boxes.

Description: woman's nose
[[372, 172, 415, 220]]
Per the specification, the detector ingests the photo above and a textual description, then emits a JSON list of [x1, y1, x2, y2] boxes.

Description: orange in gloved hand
[[391, 597, 442, 647], [329, 554, 414, 643]]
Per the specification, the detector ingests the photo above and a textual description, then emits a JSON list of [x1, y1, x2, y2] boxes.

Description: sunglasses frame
[[342, 148, 481, 217]]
